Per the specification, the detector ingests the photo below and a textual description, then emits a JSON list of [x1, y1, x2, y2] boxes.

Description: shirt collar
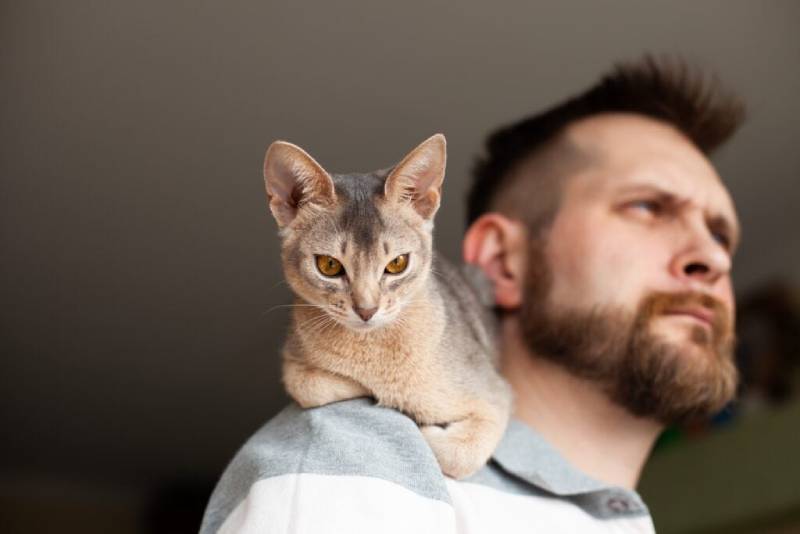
[[490, 418, 649, 516]]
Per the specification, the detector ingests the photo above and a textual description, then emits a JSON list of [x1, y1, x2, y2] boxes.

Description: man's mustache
[[639, 290, 732, 344]]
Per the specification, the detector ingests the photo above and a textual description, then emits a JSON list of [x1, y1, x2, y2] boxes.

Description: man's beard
[[519, 240, 738, 425]]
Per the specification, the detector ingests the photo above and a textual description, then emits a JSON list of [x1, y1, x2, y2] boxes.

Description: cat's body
[[263, 134, 512, 479], [283, 253, 504, 419]]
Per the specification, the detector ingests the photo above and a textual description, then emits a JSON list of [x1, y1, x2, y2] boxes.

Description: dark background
[[2, 2, 799, 533]]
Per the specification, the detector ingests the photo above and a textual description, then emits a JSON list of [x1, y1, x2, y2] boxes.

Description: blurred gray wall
[[1, 0, 799, 528]]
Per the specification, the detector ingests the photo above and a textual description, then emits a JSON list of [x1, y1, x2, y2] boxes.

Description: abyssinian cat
[[262, 134, 512, 479]]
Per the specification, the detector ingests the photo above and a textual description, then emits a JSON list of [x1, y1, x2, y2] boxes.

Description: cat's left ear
[[384, 134, 446, 220]]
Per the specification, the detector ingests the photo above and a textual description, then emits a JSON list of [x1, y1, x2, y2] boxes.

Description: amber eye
[[316, 255, 344, 277], [385, 254, 409, 274]]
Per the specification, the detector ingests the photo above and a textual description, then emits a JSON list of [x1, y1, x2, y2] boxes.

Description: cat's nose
[[353, 306, 378, 322]]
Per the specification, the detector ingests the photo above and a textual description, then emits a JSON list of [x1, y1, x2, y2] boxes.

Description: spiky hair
[[467, 55, 746, 226]]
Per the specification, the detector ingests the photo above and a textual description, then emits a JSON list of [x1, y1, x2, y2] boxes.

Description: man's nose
[[669, 221, 731, 286]]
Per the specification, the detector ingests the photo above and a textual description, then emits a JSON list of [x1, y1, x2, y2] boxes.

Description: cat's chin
[[338, 316, 395, 333], [345, 323, 379, 333]]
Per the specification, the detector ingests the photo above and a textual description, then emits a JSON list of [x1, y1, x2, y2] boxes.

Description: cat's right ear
[[263, 141, 336, 228], [384, 134, 446, 221]]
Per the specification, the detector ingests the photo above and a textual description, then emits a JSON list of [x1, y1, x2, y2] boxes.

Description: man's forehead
[[564, 113, 716, 174], [563, 113, 740, 238], [565, 112, 690, 148]]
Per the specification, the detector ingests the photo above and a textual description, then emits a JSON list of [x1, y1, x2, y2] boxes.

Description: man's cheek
[[587, 244, 641, 305], [719, 277, 735, 321]]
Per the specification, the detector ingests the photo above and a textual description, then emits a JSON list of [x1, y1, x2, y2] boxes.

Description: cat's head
[[263, 134, 446, 331]]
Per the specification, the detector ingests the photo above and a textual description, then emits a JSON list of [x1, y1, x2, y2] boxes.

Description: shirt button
[[607, 497, 630, 513]]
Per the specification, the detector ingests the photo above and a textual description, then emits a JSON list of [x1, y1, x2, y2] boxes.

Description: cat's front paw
[[291, 380, 367, 409], [419, 423, 487, 479], [283, 360, 371, 409]]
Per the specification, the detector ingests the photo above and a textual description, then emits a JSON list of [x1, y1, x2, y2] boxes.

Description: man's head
[[463, 56, 745, 425]]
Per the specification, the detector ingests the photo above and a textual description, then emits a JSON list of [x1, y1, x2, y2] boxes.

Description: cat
[[262, 134, 512, 479]]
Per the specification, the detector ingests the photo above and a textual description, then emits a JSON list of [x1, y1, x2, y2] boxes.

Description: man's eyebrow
[[614, 183, 685, 205], [615, 183, 740, 251]]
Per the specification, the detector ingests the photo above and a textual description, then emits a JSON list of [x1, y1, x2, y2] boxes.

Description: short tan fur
[[263, 134, 512, 479]]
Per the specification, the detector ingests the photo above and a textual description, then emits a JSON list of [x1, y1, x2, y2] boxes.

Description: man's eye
[[712, 231, 731, 249], [629, 199, 662, 214]]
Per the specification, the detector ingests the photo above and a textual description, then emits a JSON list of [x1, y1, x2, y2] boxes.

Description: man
[[201, 56, 744, 533]]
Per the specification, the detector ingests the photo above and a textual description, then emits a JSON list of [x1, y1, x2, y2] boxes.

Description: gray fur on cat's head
[[263, 134, 446, 332]]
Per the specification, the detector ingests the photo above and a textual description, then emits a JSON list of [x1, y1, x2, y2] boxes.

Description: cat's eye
[[316, 255, 344, 277], [385, 254, 409, 274]]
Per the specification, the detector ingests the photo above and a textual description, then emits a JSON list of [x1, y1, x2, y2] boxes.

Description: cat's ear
[[263, 141, 336, 227], [384, 134, 446, 220]]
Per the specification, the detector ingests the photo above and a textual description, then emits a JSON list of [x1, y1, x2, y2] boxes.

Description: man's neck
[[499, 318, 662, 490]]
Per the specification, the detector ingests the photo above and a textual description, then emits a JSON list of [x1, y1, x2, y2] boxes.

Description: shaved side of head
[[487, 133, 594, 238]]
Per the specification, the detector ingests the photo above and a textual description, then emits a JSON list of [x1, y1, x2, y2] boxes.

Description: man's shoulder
[[202, 399, 657, 534], [240, 397, 447, 498], [201, 398, 451, 533]]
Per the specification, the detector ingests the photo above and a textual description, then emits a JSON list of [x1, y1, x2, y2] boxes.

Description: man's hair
[[467, 55, 746, 228]]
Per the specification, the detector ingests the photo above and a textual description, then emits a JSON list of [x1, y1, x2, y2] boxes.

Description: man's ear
[[463, 213, 528, 310], [263, 141, 336, 228]]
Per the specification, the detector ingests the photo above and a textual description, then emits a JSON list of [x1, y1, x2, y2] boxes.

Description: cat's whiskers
[[266, 278, 290, 292], [318, 316, 342, 337], [290, 304, 332, 326], [305, 320, 332, 338], [299, 313, 338, 337], [297, 305, 352, 337], [319, 314, 350, 338], [296, 311, 329, 325], [262, 303, 330, 317]]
